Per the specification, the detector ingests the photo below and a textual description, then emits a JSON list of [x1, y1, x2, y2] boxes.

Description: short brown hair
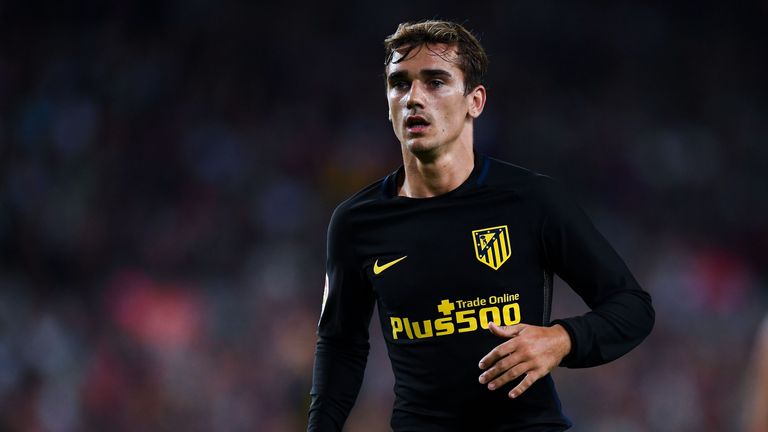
[[384, 20, 489, 94]]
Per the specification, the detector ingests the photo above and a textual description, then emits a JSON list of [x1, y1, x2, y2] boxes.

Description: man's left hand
[[478, 322, 572, 399]]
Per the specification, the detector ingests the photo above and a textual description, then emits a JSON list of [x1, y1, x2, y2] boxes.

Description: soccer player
[[308, 20, 655, 431]]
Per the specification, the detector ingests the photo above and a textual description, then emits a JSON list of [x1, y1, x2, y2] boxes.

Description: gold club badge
[[472, 225, 511, 270]]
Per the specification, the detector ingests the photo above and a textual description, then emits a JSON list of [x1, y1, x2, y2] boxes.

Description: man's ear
[[468, 85, 487, 119]]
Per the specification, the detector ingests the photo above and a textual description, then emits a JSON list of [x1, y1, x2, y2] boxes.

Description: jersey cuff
[[549, 318, 579, 368]]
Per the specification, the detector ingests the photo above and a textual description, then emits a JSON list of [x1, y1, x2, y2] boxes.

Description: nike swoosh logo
[[373, 256, 407, 275]]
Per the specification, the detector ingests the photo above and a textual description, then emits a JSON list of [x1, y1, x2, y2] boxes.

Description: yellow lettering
[[502, 303, 521, 325], [391, 317, 403, 340], [393, 300, 522, 340], [403, 318, 414, 339], [489, 293, 521, 305], [412, 320, 433, 338], [456, 309, 478, 333], [434, 317, 454, 336], [479, 306, 501, 329]]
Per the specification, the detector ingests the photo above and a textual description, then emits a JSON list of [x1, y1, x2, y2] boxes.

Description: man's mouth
[[405, 115, 431, 133]]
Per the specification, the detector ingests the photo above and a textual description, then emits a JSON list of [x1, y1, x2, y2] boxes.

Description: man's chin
[[405, 139, 440, 162]]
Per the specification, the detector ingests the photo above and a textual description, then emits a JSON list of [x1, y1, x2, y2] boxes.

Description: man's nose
[[405, 81, 426, 109]]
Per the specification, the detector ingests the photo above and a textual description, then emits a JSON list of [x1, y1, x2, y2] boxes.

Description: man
[[308, 20, 654, 431]]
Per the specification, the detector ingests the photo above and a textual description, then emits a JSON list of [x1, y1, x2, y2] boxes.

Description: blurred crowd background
[[1, 1, 766, 431]]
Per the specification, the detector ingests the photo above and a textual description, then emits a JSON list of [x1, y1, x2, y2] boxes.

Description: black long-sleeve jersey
[[308, 154, 655, 432]]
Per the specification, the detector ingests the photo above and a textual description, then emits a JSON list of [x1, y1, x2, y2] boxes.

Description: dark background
[[0, 1, 766, 431]]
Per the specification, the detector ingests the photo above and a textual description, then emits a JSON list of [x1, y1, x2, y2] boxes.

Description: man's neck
[[398, 143, 475, 198]]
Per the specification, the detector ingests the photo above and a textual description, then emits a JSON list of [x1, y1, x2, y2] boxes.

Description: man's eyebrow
[[387, 71, 409, 82], [421, 69, 452, 79], [387, 69, 453, 82]]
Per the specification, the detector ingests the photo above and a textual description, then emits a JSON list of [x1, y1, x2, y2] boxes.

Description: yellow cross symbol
[[437, 299, 455, 316]]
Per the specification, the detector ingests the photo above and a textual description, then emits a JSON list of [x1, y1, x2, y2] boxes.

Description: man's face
[[386, 43, 482, 157]]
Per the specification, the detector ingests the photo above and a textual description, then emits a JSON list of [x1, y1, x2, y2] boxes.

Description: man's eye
[[392, 81, 409, 90], [429, 80, 444, 88]]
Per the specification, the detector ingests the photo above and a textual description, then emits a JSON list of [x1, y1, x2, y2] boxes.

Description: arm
[[539, 177, 655, 368], [307, 206, 376, 431], [478, 176, 654, 397]]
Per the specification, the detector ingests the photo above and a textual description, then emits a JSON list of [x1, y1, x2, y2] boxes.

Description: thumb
[[488, 321, 525, 338]]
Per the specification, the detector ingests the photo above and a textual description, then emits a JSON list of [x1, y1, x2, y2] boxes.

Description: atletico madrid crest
[[472, 225, 511, 270]]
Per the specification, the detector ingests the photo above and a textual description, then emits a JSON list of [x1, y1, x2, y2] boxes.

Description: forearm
[[308, 337, 369, 431], [551, 289, 654, 368], [536, 177, 655, 368]]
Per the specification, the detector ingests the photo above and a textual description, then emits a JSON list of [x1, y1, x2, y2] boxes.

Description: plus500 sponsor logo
[[390, 294, 521, 340]]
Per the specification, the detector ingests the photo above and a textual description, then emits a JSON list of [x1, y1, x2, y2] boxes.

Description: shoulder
[[479, 155, 581, 220], [328, 174, 389, 232], [481, 155, 563, 198], [332, 177, 386, 215]]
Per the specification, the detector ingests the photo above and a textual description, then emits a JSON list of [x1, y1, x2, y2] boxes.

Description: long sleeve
[[308, 205, 376, 431], [538, 177, 655, 368]]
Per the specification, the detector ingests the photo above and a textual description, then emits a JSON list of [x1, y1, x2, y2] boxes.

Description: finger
[[486, 362, 532, 391], [508, 371, 541, 399], [478, 352, 525, 384], [479, 325, 527, 369], [478, 339, 520, 369], [488, 322, 525, 338]]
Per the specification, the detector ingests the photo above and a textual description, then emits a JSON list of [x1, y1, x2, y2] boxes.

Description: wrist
[[551, 323, 573, 359]]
